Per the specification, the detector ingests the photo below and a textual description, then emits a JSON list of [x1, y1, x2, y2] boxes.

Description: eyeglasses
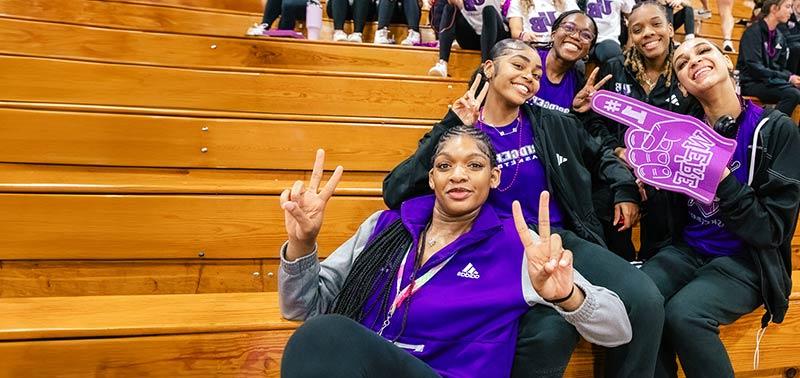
[[558, 22, 595, 43]]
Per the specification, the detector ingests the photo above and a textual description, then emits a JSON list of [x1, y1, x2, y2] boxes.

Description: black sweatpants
[[377, 0, 420, 31], [743, 82, 800, 116], [667, 6, 695, 36], [438, 5, 509, 62], [512, 228, 665, 378], [329, 0, 372, 32], [641, 244, 762, 378], [281, 314, 441, 377], [261, 0, 307, 30]]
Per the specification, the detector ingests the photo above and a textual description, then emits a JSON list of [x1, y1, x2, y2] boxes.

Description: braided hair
[[624, 1, 675, 88], [329, 126, 497, 329]]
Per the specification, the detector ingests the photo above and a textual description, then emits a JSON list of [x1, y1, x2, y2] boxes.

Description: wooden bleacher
[[0, 0, 798, 376]]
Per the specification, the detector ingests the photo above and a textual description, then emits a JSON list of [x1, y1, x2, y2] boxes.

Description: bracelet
[[547, 284, 576, 304]]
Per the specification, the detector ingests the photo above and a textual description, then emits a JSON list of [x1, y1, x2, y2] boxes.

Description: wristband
[[547, 284, 576, 304]]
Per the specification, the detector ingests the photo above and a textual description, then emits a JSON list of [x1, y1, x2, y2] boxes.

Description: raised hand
[[514, 192, 583, 310], [280, 149, 343, 260], [591, 90, 737, 205], [572, 67, 613, 113], [452, 73, 490, 126]]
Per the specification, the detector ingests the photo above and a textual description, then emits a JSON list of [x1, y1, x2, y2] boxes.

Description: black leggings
[[329, 0, 372, 32], [438, 5, 509, 62], [667, 6, 695, 36], [261, 0, 307, 30], [742, 82, 800, 116], [281, 314, 441, 378], [377, 0, 420, 31]]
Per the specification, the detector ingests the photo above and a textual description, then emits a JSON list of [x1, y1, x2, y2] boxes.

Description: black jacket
[[737, 20, 793, 88], [663, 109, 800, 326], [382, 105, 640, 247]]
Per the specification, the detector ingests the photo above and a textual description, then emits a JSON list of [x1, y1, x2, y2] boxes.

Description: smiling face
[[483, 45, 542, 106], [673, 38, 734, 97], [429, 135, 500, 218], [551, 13, 595, 62], [628, 3, 674, 62]]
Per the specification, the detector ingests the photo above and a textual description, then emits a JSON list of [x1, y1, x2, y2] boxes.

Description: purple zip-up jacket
[[279, 195, 631, 378]]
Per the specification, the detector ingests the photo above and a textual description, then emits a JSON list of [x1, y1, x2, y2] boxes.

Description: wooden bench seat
[[0, 17, 478, 79], [1, 273, 798, 377]]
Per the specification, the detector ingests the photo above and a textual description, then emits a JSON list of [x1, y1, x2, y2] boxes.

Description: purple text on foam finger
[[590, 90, 737, 205]]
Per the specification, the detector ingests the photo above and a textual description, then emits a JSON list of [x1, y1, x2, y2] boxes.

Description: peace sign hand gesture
[[572, 67, 613, 114], [280, 149, 343, 260], [513, 192, 585, 311], [452, 73, 490, 126]]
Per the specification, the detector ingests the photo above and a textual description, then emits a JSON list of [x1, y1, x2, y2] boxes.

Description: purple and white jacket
[[279, 195, 631, 378]]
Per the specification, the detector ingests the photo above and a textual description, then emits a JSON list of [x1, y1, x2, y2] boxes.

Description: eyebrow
[[675, 42, 711, 63], [435, 152, 490, 160], [508, 54, 532, 63]]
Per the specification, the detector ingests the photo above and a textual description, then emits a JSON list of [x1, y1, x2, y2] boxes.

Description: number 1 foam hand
[[590, 90, 736, 205]]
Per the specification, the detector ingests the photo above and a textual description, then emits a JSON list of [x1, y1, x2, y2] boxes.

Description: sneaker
[[347, 32, 363, 43], [428, 60, 448, 77], [333, 29, 348, 42], [374, 28, 393, 44], [696, 8, 712, 20], [401, 30, 421, 46], [245, 23, 269, 36], [723, 40, 736, 53]]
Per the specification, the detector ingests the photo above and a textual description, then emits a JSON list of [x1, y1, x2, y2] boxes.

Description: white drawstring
[[753, 325, 769, 370]]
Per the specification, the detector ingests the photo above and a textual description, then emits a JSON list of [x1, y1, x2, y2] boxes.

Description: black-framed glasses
[[558, 22, 595, 43]]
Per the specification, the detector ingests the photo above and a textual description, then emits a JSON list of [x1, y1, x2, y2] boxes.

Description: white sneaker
[[347, 32, 363, 43], [428, 60, 448, 77], [333, 30, 348, 41], [374, 28, 393, 44], [696, 8, 712, 20], [245, 23, 269, 36], [401, 30, 421, 46], [723, 40, 736, 53]]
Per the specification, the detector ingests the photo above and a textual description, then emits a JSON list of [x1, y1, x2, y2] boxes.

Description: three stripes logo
[[457, 263, 480, 279], [556, 153, 568, 167]]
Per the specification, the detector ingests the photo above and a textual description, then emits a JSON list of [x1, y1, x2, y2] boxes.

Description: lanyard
[[377, 227, 457, 336]]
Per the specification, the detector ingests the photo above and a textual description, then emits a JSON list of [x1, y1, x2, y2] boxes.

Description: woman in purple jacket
[[277, 128, 631, 377]]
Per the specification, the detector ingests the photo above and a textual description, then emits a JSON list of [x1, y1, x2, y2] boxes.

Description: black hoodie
[[737, 19, 793, 88]]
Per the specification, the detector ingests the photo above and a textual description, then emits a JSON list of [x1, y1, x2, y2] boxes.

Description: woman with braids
[[582, 0, 699, 262], [507, 0, 579, 45], [641, 37, 800, 377], [278, 132, 631, 377], [383, 38, 663, 377]]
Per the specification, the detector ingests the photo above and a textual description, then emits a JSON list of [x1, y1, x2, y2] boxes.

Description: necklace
[[478, 111, 521, 136], [477, 109, 526, 192]]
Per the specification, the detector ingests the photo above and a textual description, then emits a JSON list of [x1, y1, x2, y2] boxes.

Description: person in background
[[718, 0, 737, 52], [374, 0, 422, 45], [246, 0, 306, 35], [585, 0, 636, 62], [329, 0, 374, 42], [779, 0, 800, 73], [428, 0, 509, 77], [658, 0, 695, 40], [507, 0, 579, 45], [738, 0, 800, 116], [645, 36, 800, 378]]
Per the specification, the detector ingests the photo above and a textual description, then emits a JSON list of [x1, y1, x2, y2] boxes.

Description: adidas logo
[[556, 153, 568, 166], [668, 94, 681, 106], [457, 263, 480, 279]]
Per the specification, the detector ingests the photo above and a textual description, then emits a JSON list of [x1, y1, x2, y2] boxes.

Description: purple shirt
[[359, 195, 531, 378], [682, 101, 764, 256], [526, 48, 579, 114], [477, 113, 565, 226]]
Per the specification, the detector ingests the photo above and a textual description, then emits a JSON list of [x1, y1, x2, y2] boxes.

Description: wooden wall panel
[[0, 56, 458, 120], [0, 194, 384, 260]]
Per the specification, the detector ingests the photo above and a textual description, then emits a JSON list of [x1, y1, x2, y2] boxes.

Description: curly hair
[[624, 1, 675, 88]]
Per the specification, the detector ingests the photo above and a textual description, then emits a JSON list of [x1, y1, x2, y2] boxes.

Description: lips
[[562, 41, 581, 52], [642, 39, 661, 51], [446, 187, 473, 200]]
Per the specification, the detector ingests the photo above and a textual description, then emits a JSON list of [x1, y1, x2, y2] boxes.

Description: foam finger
[[308, 149, 325, 192], [319, 165, 344, 202]]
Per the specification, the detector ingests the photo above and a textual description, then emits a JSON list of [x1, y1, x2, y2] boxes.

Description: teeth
[[564, 42, 579, 51], [644, 40, 659, 49], [693, 67, 711, 80], [513, 84, 529, 94]]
